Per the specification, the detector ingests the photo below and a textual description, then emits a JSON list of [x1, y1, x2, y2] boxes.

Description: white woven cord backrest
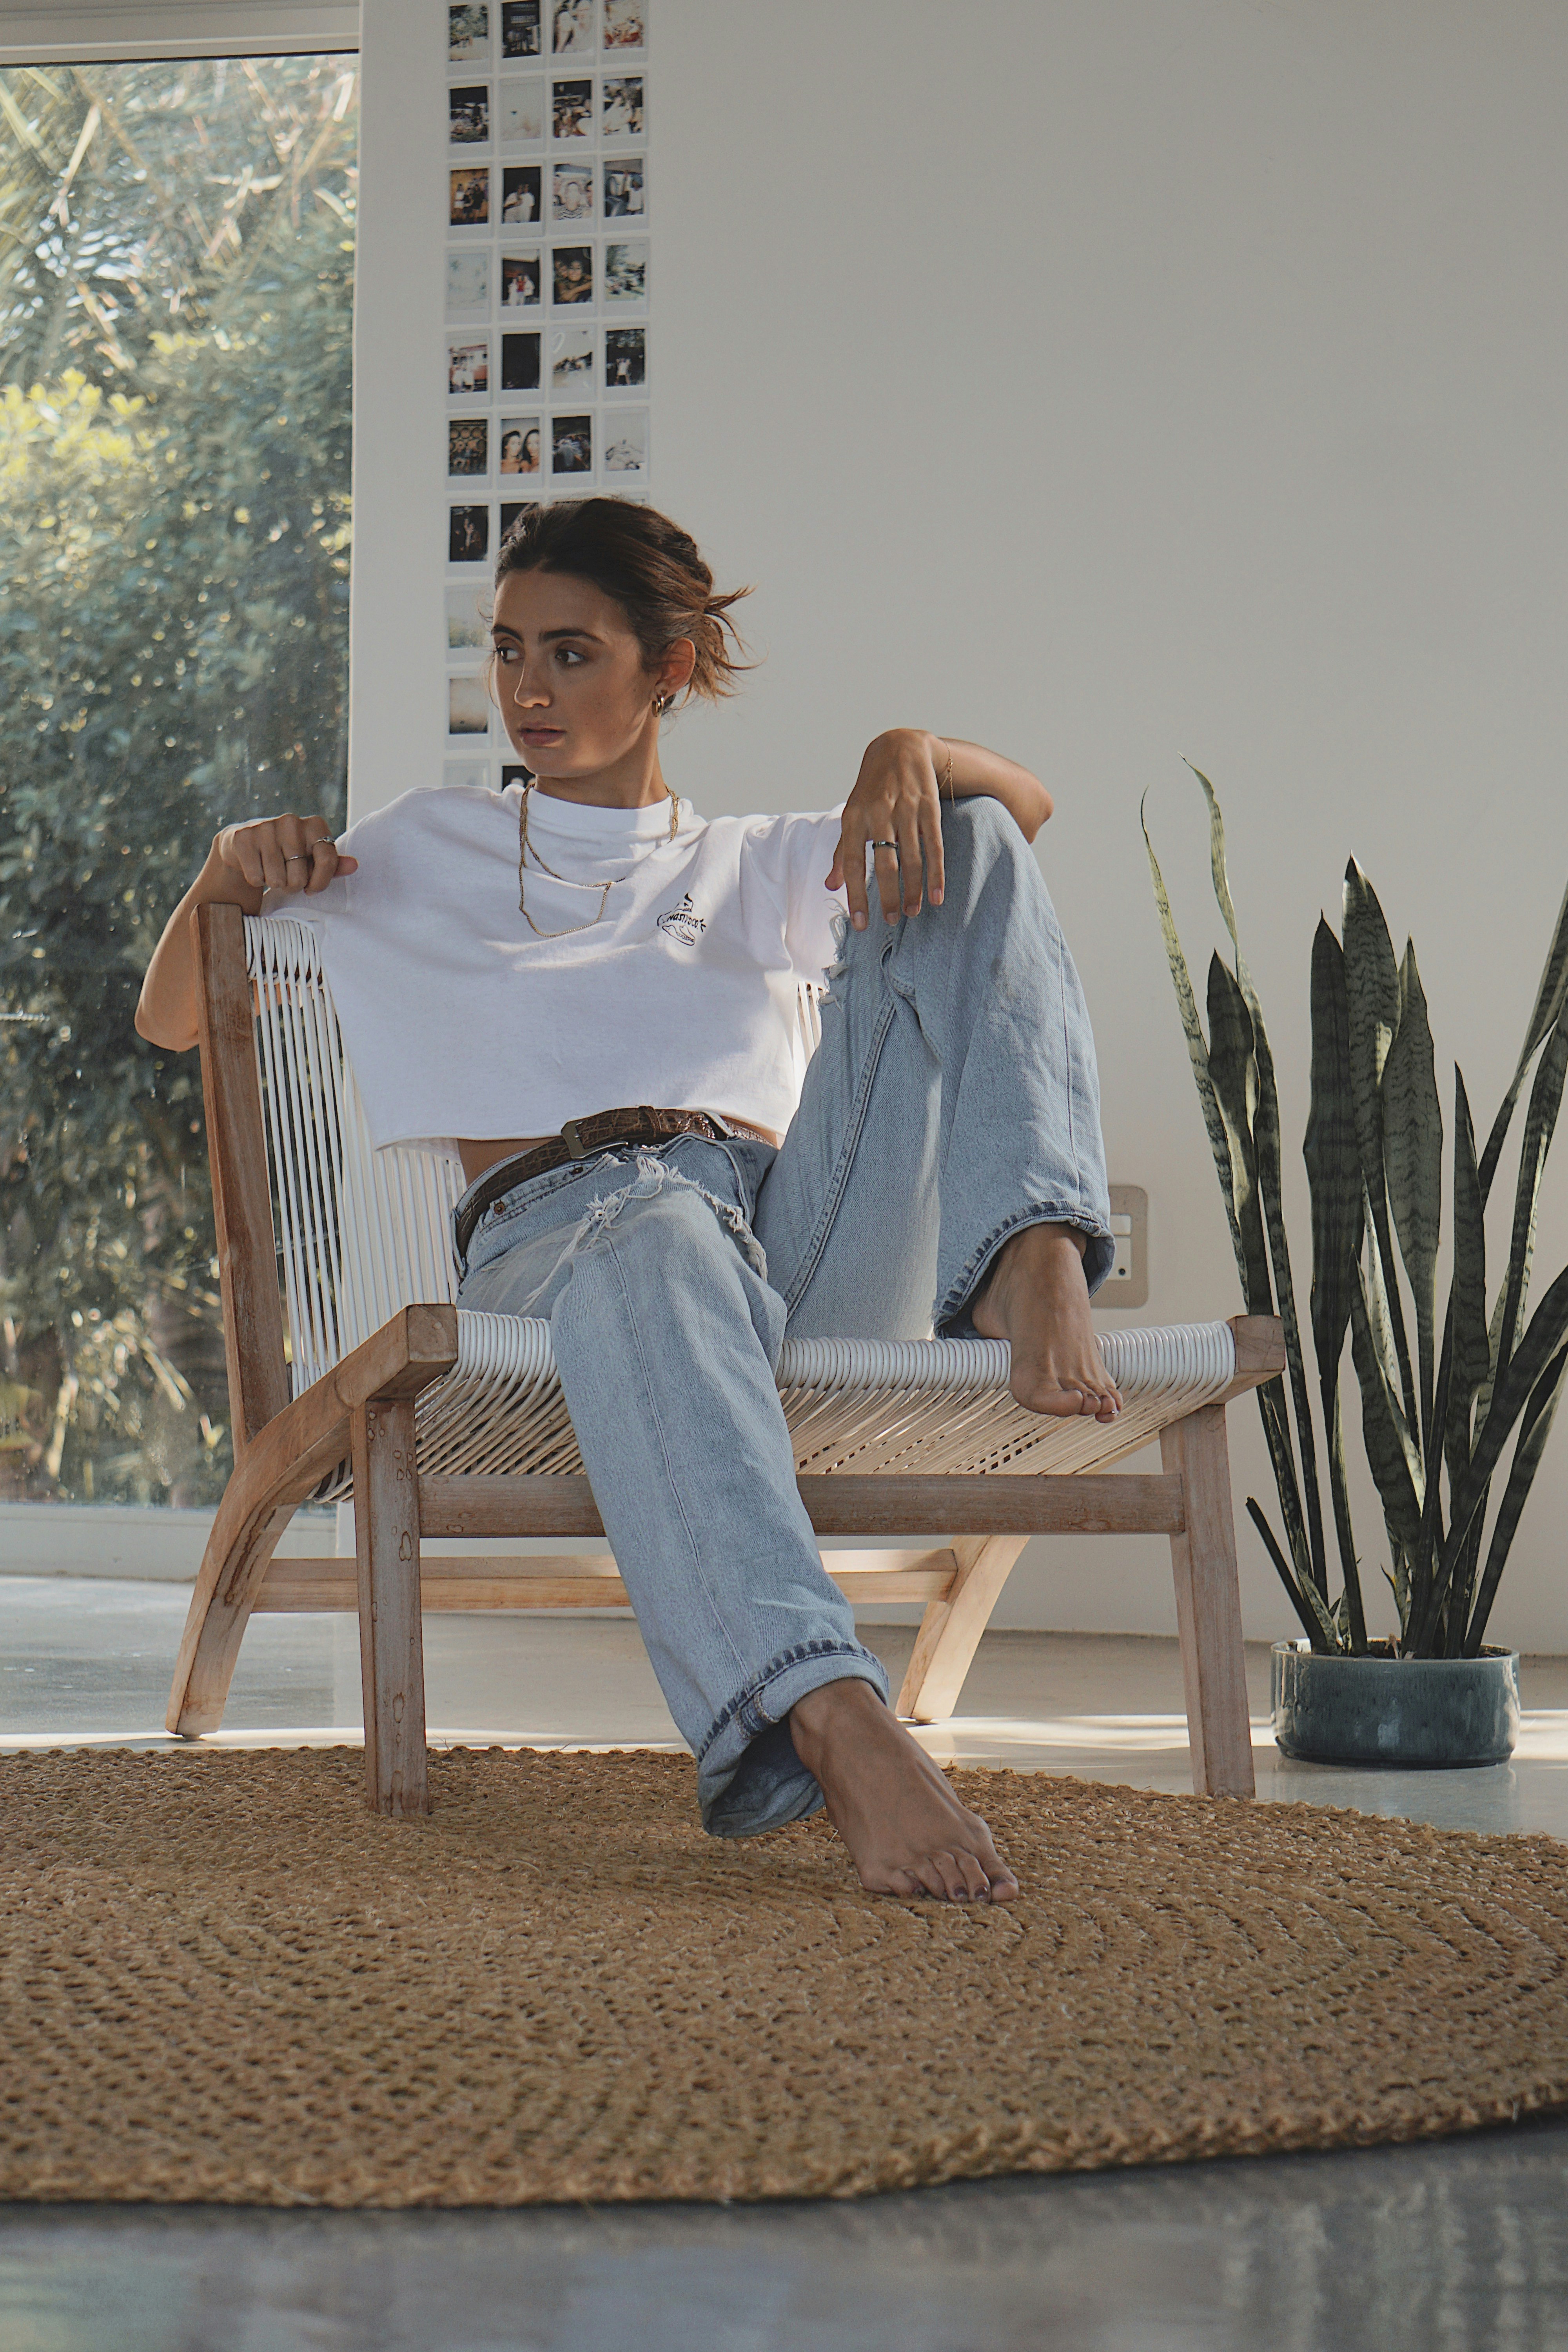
[[246, 917, 463, 1396]]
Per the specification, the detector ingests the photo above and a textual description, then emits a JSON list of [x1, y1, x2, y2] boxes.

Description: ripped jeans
[[454, 798, 1114, 1839]]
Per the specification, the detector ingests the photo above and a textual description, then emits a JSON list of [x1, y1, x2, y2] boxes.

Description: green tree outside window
[[0, 56, 357, 1504]]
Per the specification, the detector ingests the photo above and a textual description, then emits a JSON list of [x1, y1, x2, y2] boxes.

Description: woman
[[136, 499, 1120, 1906]]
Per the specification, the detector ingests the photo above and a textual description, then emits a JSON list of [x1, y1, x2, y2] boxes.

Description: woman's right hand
[[211, 811, 358, 901]]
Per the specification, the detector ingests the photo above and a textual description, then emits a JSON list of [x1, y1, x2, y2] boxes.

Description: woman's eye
[[555, 646, 583, 667]]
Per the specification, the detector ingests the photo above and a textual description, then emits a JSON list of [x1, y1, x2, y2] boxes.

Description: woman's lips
[[519, 727, 564, 745]]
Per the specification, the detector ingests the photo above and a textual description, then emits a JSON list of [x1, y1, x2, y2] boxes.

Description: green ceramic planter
[[1271, 1638, 1521, 1768]]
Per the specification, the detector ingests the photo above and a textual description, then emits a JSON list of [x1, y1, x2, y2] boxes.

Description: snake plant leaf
[[1188, 764, 1327, 1593], [1382, 940, 1443, 1446], [1247, 1497, 1338, 1651], [1305, 919, 1363, 1382], [1142, 795, 1248, 1291], [1479, 874, 1568, 1196], [1465, 1339, 1568, 1654], [1349, 1277, 1423, 1557], [1322, 1365, 1367, 1647], [1450, 1067, 1491, 1408], [1256, 1381, 1314, 1589], [1422, 1259, 1568, 1643], [1343, 859, 1419, 1436], [1490, 1018, 1568, 1413], [1360, 1196, 1425, 1503], [1205, 953, 1273, 1317]]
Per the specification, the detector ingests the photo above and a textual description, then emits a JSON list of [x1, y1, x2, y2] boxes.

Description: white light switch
[[1103, 1186, 1148, 1306]]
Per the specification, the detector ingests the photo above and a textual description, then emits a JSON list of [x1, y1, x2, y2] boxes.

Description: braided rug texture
[[3, 1746, 1567, 2208]]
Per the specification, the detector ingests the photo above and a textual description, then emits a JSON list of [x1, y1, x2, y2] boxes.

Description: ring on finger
[[869, 838, 898, 850]]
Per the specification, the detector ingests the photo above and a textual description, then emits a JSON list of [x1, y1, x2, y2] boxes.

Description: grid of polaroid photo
[[444, 0, 650, 769]]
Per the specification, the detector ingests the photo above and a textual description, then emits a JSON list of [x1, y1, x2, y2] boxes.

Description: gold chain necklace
[[516, 783, 681, 939]]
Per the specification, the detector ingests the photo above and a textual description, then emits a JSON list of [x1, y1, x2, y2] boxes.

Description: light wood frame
[[168, 903, 1285, 1818]]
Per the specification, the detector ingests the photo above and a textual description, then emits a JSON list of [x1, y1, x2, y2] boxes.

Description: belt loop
[[561, 1117, 587, 1160]]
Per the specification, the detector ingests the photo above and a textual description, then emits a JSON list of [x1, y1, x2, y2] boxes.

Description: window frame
[[0, 17, 356, 1561], [0, 3, 358, 66]]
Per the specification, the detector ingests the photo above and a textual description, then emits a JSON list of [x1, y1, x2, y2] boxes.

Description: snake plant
[[1144, 768, 1568, 1657]]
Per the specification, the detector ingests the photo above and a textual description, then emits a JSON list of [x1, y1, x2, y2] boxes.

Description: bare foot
[[789, 1676, 1020, 1902], [971, 1221, 1123, 1421]]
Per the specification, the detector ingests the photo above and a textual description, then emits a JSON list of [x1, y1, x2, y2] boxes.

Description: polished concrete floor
[[4, 1574, 1568, 2350]]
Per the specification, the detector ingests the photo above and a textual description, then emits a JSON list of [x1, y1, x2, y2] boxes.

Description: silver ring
[[285, 854, 306, 864], [869, 839, 898, 849]]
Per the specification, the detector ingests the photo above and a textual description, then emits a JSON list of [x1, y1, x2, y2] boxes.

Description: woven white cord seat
[[247, 916, 1236, 1489]]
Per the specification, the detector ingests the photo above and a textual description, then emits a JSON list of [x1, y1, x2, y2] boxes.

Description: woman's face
[[523, 430, 541, 465], [490, 567, 692, 785]]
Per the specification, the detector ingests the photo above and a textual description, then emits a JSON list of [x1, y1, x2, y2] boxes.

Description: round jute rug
[[2, 1746, 1566, 2207]]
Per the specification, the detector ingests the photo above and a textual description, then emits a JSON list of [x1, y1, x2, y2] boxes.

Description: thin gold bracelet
[[939, 740, 954, 799]]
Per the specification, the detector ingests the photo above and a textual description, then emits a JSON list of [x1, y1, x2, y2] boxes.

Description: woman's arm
[[827, 730, 1052, 931], [134, 812, 356, 1052]]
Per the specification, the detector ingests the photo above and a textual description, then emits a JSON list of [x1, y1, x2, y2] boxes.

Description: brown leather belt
[[454, 1106, 761, 1262]]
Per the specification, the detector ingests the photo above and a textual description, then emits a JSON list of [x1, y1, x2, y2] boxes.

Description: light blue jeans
[[455, 800, 1113, 1839]]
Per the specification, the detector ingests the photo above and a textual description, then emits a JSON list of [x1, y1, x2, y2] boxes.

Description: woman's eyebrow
[[489, 624, 605, 645]]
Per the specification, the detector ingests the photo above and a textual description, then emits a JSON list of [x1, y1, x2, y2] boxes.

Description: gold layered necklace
[[516, 782, 681, 940]]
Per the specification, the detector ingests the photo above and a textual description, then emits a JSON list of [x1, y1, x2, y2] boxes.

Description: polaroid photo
[[601, 74, 642, 139], [551, 76, 593, 138], [499, 250, 542, 307], [501, 330, 542, 389], [447, 335, 491, 396], [445, 759, 493, 791], [448, 416, 490, 478], [603, 324, 644, 390], [449, 2, 490, 64], [497, 414, 544, 475], [551, 161, 595, 225], [501, 0, 541, 55], [498, 76, 544, 142], [602, 0, 646, 55], [551, 0, 593, 54], [602, 408, 647, 475], [449, 674, 492, 737], [603, 237, 647, 304], [601, 154, 644, 219], [501, 163, 542, 225], [551, 413, 593, 476], [449, 83, 490, 143], [448, 506, 491, 565], [445, 249, 490, 318], [551, 242, 593, 305], [446, 586, 491, 653], [550, 325, 594, 391], [449, 165, 491, 227], [500, 500, 539, 544]]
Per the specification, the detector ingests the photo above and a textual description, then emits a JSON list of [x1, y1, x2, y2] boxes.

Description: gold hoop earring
[[653, 691, 670, 715]]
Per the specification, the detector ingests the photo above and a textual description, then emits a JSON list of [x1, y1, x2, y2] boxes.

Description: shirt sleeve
[[773, 806, 848, 985]]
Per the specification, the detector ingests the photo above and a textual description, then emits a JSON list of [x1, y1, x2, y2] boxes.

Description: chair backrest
[[245, 914, 825, 1399]]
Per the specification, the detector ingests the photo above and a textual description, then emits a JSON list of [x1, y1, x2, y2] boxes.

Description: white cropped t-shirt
[[260, 784, 849, 1155]]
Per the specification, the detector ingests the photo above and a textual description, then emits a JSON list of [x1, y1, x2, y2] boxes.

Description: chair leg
[[1160, 1403, 1256, 1798], [351, 1398, 430, 1819], [894, 1535, 1029, 1721]]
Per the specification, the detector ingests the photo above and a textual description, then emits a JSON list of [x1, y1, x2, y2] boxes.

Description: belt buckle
[[560, 1117, 588, 1160]]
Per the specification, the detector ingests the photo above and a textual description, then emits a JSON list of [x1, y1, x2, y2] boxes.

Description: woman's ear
[[659, 636, 697, 701]]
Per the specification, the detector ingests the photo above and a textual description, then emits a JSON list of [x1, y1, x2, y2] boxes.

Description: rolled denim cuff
[[937, 1203, 1116, 1336], [696, 1637, 891, 1840]]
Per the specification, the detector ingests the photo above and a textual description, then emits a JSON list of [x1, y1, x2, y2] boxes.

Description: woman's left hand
[[827, 729, 946, 930]]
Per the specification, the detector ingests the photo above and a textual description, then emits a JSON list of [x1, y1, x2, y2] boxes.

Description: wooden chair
[[167, 905, 1285, 1817]]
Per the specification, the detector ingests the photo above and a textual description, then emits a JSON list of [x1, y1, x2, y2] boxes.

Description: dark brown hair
[[493, 497, 752, 702]]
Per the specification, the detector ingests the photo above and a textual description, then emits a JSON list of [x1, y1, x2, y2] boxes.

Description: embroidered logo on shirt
[[656, 893, 707, 945]]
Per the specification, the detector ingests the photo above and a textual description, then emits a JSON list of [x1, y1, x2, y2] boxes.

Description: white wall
[[352, 0, 1568, 1646]]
